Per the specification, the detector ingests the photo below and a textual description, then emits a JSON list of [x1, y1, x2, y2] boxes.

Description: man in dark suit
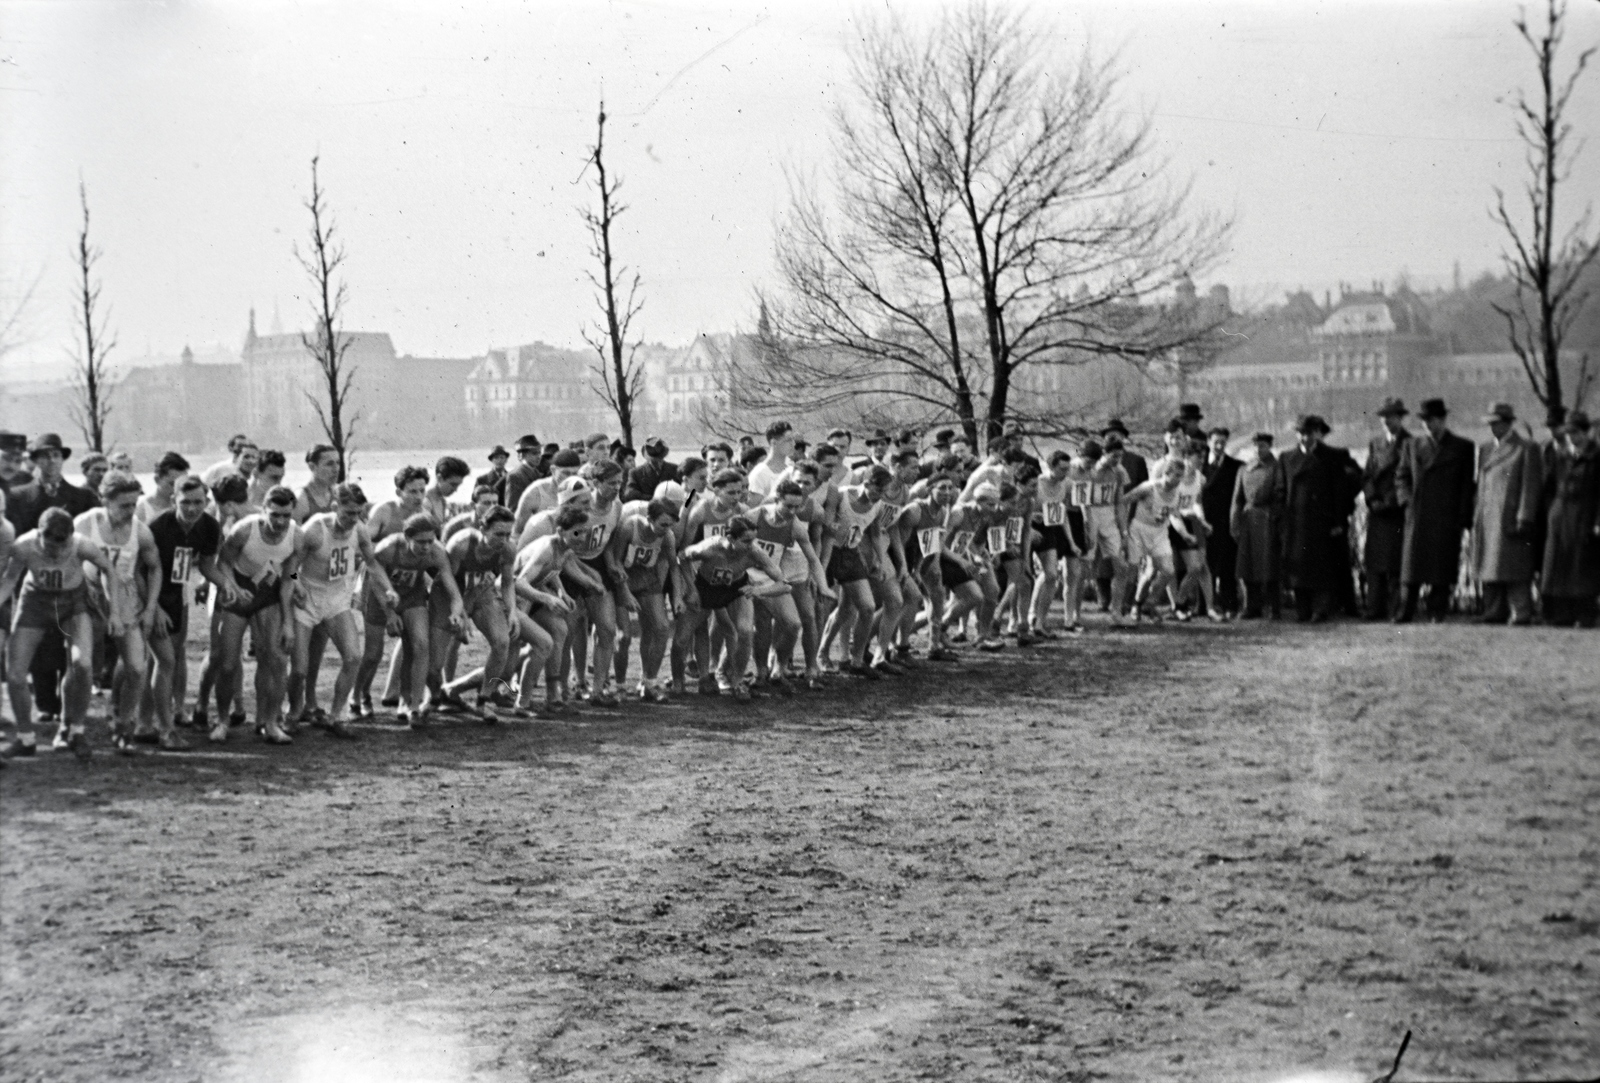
[[5, 433, 101, 723], [476, 445, 511, 505], [625, 436, 680, 502], [1394, 398, 1477, 622], [1200, 426, 1242, 616], [1276, 415, 1361, 622], [1361, 398, 1412, 619], [503, 434, 545, 513], [1095, 420, 1147, 609]]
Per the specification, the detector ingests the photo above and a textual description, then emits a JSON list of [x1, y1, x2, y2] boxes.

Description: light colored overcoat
[[1471, 429, 1543, 583]]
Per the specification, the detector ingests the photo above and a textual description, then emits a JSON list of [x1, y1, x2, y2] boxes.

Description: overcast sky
[[3, 0, 1598, 379]]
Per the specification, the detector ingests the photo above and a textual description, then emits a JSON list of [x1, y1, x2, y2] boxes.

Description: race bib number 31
[[170, 546, 195, 584]]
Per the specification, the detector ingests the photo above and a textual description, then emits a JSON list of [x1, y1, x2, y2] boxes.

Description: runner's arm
[[355, 525, 399, 606], [135, 523, 163, 628], [427, 541, 466, 623], [0, 543, 26, 604], [558, 549, 606, 593]]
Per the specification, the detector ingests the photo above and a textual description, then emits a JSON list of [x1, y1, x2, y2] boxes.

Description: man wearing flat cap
[[1472, 402, 1543, 624], [1275, 416, 1361, 621], [1540, 410, 1600, 626], [1231, 432, 1283, 618], [0, 431, 30, 497], [1395, 398, 1476, 622], [1361, 399, 1412, 619]]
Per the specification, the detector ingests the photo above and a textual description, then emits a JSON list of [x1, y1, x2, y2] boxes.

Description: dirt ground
[[1, 615, 1596, 1083]]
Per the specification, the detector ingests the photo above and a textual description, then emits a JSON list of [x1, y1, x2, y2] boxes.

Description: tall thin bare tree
[[296, 155, 358, 480], [67, 182, 115, 452], [748, 2, 1230, 447], [1491, 0, 1599, 428], [580, 100, 646, 447]]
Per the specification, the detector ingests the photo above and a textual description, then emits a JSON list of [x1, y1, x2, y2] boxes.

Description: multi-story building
[[464, 341, 615, 443], [114, 344, 245, 459]]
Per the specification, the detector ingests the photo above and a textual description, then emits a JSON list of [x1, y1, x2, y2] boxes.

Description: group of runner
[[0, 419, 1223, 759]]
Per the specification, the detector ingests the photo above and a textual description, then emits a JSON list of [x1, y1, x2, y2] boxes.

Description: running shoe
[[697, 675, 721, 697], [1065, 623, 1086, 636], [51, 727, 72, 751], [396, 704, 413, 725], [436, 691, 472, 714], [67, 729, 92, 762], [0, 736, 37, 758], [843, 662, 881, 680], [589, 686, 620, 708], [111, 728, 139, 756], [184, 709, 207, 731], [1016, 633, 1036, 647], [208, 720, 230, 744], [647, 684, 671, 704], [261, 724, 293, 745], [131, 728, 162, 746], [324, 718, 359, 740], [871, 657, 906, 676], [925, 648, 959, 662], [977, 637, 1006, 652], [380, 696, 400, 709], [474, 697, 500, 725], [158, 731, 192, 752], [228, 710, 248, 729], [733, 681, 752, 702]]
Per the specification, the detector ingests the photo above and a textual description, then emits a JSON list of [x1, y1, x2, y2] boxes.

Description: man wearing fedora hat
[[0, 432, 31, 497], [476, 445, 511, 506], [1395, 398, 1477, 622], [1540, 410, 1600, 626], [1361, 399, 1412, 619], [1472, 402, 1543, 624], [1093, 420, 1147, 610], [4, 434, 102, 727], [1276, 415, 1361, 622], [625, 436, 679, 503], [504, 434, 545, 512]]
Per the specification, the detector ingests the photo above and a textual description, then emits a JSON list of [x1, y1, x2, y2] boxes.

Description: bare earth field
[[2, 617, 1597, 1083]]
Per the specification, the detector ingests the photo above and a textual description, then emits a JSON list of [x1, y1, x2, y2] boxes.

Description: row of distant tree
[[1, 0, 1594, 465]]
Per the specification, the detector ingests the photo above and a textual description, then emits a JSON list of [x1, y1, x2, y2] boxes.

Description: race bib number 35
[[327, 545, 351, 580]]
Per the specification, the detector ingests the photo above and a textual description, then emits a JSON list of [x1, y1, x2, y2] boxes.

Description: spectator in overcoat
[[1395, 398, 1476, 622], [1276, 415, 1361, 622], [1540, 410, 1600, 627], [1231, 432, 1283, 618], [625, 437, 680, 503], [1201, 427, 1241, 616], [503, 434, 545, 512], [1361, 398, 1411, 619], [1472, 403, 1544, 624], [476, 445, 510, 505]]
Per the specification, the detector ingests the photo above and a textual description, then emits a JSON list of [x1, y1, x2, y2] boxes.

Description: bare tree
[[580, 101, 646, 447], [67, 181, 115, 453], [1492, 0, 1600, 428], [296, 155, 358, 480], [746, 2, 1230, 448]]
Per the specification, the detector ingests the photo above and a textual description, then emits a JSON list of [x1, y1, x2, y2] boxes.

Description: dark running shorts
[[695, 572, 750, 611], [825, 546, 869, 585], [939, 556, 972, 590], [219, 571, 282, 618]]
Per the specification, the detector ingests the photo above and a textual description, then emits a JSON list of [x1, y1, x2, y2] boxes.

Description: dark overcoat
[[1395, 430, 1476, 585], [1276, 443, 1360, 591], [1231, 452, 1281, 581], [1541, 443, 1600, 599], [1202, 452, 1241, 572], [1361, 430, 1410, 575], [4, 477, 100, 533]]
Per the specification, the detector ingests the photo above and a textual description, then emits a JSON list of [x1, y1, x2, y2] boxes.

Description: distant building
[[114, 344, 245, 459], [1189, 284, 1572, 442], [652, 332, 743, 440], [464, 342, 613, 443], [241, 310, 478, 451]]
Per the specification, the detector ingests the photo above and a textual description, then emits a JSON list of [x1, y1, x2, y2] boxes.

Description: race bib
[[917, 528, 943, 556], [844, 524, 863, 550], [624, 542, 659, 568], [950, 530, 974, 554], [1094, 482, 1118, 506], [753, 539, 783, 562], [703, 522, 728, 540], [1177, 493, 1195, 511], [1006, 517, 1025, 546], [460, 571, 493, 593], [170, 546, 195, 585], [1070, 481, 1092, 507], [986, 526, 1008, 553], [391, 569, 419, 589], [37, 568, 64, 591], [326, 544, 351, 581], [706, 566, 734, 585], [1042, 502, 1066, 526]]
